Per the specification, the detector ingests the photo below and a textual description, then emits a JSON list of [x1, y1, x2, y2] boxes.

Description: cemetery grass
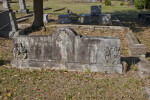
[[0, 66, 147, 99], [0, 34, 147, 99]]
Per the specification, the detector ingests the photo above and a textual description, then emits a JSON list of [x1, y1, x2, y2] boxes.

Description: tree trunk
[[32, 0, 44, 29]]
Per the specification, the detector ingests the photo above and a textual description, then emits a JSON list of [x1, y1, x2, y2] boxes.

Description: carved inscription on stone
[[13, 43, 27, 60], [104, 46, 120, 66]]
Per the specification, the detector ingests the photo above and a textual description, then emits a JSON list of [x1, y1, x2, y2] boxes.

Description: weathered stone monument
[[0, 10, 23, 37], [12, 27, 122, 73], [18, 0, 29, 13], [91, 6, 101, 16], [2, 0, 10, 10], [58, 13, 79, 24], [43, 14, 50, 23]]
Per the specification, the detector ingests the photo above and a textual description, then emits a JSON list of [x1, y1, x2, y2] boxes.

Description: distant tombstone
[[91, 6, 101, 16], [2, 0, 10, 10], [91, 15, 99, 23], [0, 10, 23, 38], [43, 14, 50, 23], [101, 14, 112, 24], [18, 0, 29, 13], [79, 14, 90, 24], [58, 14, 78, 24], [43, 7, 51, 10], [12, 27, 122, 73], [88, 0, 97, 2]]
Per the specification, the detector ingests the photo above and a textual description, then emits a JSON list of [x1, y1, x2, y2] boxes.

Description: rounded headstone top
[[53, 27, 78, 36]]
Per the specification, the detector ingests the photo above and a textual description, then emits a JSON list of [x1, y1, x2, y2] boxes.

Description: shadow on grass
[[121, 57, 140, 71], [0, 60, 10, 66], [109, 9, 150, 32]]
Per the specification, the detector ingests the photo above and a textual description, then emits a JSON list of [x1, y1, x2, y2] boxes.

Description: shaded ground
[[0, 67, 146, 99], [111, 10, 150, 62]]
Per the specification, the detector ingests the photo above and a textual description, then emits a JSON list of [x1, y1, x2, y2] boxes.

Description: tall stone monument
[[18, 0, 29, 13]]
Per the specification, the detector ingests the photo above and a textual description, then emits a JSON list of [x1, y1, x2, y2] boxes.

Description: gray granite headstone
[[58, 14, 72, 24], [2, 0, 10, 10], [101, 14, 112, 24], [12, 27, 122, 73], [91, 6, 101, 16], [18, 0, 29, 13], [43, 14, 50, 23], [79, 14, 90, 24]]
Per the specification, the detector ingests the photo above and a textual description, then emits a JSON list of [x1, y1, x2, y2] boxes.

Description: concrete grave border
[[47, 24, 147, 57]]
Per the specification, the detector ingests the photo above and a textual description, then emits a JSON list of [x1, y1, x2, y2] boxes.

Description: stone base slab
[[11, 60, 123, 74], [18, 9, 29, 13]]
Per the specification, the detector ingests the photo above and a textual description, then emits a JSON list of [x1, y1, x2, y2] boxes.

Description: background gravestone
[[18, 0, 29, 13], [91, 6, 101, 15], [88, 0, 97, 3], [43, 14, 50, 23], [101, 14, 112, 24], [0, 10, 23, 37], [2, 0, 10, 10]]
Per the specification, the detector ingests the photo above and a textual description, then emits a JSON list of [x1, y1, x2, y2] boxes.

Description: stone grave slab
[[2, 0, 10, 10], [12, 27, 122, 73], [88, 0, 97, 3], [91, 5, 101, 16]]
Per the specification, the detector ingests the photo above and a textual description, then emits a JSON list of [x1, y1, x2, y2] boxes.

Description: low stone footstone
[[18, 0, 29, 13], [91, 5, 101, 16], [43, 7, 51, 10], [88, 0, 97, 3], [79, 14, 90, 24], [0, 10, 24, 38], [2, 0, 11, 10], [58, 13, 78, 24]]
